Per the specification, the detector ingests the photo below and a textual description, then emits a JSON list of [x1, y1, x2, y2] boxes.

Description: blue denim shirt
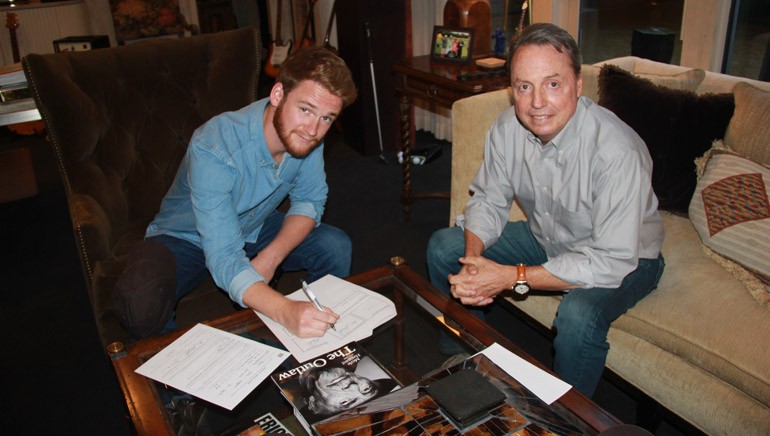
[[146, 98, 328, 306]]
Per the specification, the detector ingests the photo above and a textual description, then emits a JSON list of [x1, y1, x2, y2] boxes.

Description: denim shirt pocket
[[240, 180, 296, 241]]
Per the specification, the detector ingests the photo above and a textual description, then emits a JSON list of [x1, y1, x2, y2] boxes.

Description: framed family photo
[[430, 25, 475, 64]]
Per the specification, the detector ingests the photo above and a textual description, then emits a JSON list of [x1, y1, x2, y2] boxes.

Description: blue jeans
[[426, 221, 664, 397], [149, 210, 352, 331]]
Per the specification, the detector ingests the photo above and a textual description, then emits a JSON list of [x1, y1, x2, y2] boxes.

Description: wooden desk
[[393, 55, 509, 221]]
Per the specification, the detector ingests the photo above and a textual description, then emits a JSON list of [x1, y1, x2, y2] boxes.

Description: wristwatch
[[512, 263, 530, 296]]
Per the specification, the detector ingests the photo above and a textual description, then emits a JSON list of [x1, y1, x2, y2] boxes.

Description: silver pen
[[301, 280, 337, 331]]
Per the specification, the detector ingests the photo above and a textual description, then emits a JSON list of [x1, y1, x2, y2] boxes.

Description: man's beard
[[273, 102, 322, 158]]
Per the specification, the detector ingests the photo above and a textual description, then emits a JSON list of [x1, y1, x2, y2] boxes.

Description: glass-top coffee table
[[110, 258, 621, 435]]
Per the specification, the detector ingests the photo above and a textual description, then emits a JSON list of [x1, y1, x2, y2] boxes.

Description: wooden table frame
[[393, 55, 510, 221], [110, 259, 621, 434]]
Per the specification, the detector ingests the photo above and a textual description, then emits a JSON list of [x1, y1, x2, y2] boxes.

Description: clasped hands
[[448, 256, 511, 306]]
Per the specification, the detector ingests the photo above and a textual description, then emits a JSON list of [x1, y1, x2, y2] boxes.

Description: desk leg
[[399, 94, 413, 222]]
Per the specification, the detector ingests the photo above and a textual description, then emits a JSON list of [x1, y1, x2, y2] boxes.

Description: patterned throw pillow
[[689, 149, 770, 306]]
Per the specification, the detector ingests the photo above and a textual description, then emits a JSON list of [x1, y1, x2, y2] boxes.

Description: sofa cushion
[[598, 65, 734, 213], [724, 82, 770, 165], [582, 62, 704, 103], [580, 64, 601, 102], [689, 149, 770, 301], [504, 211, 770, 415], [631, 68, 706, 91]]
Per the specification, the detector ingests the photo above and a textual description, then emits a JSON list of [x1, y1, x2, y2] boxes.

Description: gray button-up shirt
[[459, 96, 664, 288]]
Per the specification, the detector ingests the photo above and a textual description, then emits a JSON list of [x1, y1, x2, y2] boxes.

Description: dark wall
[[336, 0, 406, 155]]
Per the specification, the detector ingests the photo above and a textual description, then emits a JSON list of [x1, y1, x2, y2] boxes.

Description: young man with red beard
[[114, 47, 357, 340]]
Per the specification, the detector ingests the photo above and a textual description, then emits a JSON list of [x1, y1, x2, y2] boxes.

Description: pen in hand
[[301, 280, 337, 331]]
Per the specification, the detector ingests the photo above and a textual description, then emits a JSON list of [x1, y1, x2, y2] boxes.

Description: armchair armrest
[[450, 88, 528, 226]]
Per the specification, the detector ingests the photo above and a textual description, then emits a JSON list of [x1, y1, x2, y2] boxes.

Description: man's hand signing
[[278, 299, 340, 338], [242, 282, 340, 338]]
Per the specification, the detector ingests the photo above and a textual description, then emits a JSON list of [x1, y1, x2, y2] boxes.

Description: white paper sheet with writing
[[255, 274, 397, 362], [479, 342, 571, 405], [135, 323, 290, 410]]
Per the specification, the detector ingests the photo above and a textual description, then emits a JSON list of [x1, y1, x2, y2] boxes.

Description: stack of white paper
[[136, 323, 290, 410], [255, 274, 397, 362], [479, 343, 572, 404]]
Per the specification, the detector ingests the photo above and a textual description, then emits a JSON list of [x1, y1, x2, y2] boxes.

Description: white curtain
[[411, 0, 452, 141]]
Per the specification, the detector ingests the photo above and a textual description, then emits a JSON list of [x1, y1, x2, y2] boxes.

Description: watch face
[[514, 282, 530, 295]]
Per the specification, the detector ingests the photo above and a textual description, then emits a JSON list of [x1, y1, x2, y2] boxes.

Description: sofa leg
[[636, 395, 662, 433]]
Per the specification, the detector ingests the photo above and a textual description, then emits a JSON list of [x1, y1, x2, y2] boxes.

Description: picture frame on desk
[[430, 25, 474, 64]]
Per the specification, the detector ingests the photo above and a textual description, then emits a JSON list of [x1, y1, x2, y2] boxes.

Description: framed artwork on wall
[[110, 0, 190, 43], [430, 25, 474, 64]]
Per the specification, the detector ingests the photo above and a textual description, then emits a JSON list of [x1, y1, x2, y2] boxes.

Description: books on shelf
[[0, 63, 29, 104], [270, 341, 399, 435], [0, 63, 26, 87]]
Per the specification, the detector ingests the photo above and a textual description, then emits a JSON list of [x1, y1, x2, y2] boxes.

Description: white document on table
[[255, 274, 397, 363], [479, 342, 572, 405], [135, 323, 290, 410]]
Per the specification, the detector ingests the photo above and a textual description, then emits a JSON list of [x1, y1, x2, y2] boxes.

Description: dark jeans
[[426, 221, 665, 397], [150, 210, 352, 332]]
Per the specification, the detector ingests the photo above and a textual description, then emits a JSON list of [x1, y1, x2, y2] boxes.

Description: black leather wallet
[[426, 369, 506, 428]]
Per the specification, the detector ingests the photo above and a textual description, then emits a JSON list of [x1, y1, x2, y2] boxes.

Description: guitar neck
[[274, 0, 283, 44], [296, 0, 318, 48], [10, 29, 19, 63], [6, 12, 20, 63]]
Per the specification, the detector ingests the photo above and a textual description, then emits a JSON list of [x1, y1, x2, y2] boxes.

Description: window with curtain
[[723, 0, 770, 82], [578, 0, 684, 65]]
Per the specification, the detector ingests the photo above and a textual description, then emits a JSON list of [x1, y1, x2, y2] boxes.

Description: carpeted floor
[[1, 123, 691, 434]]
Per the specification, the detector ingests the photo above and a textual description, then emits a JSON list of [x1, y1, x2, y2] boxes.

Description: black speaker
[[631, 27, 675, 63]]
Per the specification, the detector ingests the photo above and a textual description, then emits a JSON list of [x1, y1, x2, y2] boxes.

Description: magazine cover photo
[[271, 342, 399, 427]]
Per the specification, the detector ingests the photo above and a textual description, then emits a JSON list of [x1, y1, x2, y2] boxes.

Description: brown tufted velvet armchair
[[23, 27, 261, 347]]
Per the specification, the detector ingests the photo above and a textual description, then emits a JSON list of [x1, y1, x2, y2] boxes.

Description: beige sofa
[[449, 56, 770, 435]]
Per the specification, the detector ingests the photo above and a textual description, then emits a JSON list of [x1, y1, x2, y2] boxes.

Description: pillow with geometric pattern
[[689, 149, 770, 298]]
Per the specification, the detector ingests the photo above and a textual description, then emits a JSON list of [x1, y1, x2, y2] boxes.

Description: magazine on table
[[270, 341, 399, 434], [312, 351, 591, 435]]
